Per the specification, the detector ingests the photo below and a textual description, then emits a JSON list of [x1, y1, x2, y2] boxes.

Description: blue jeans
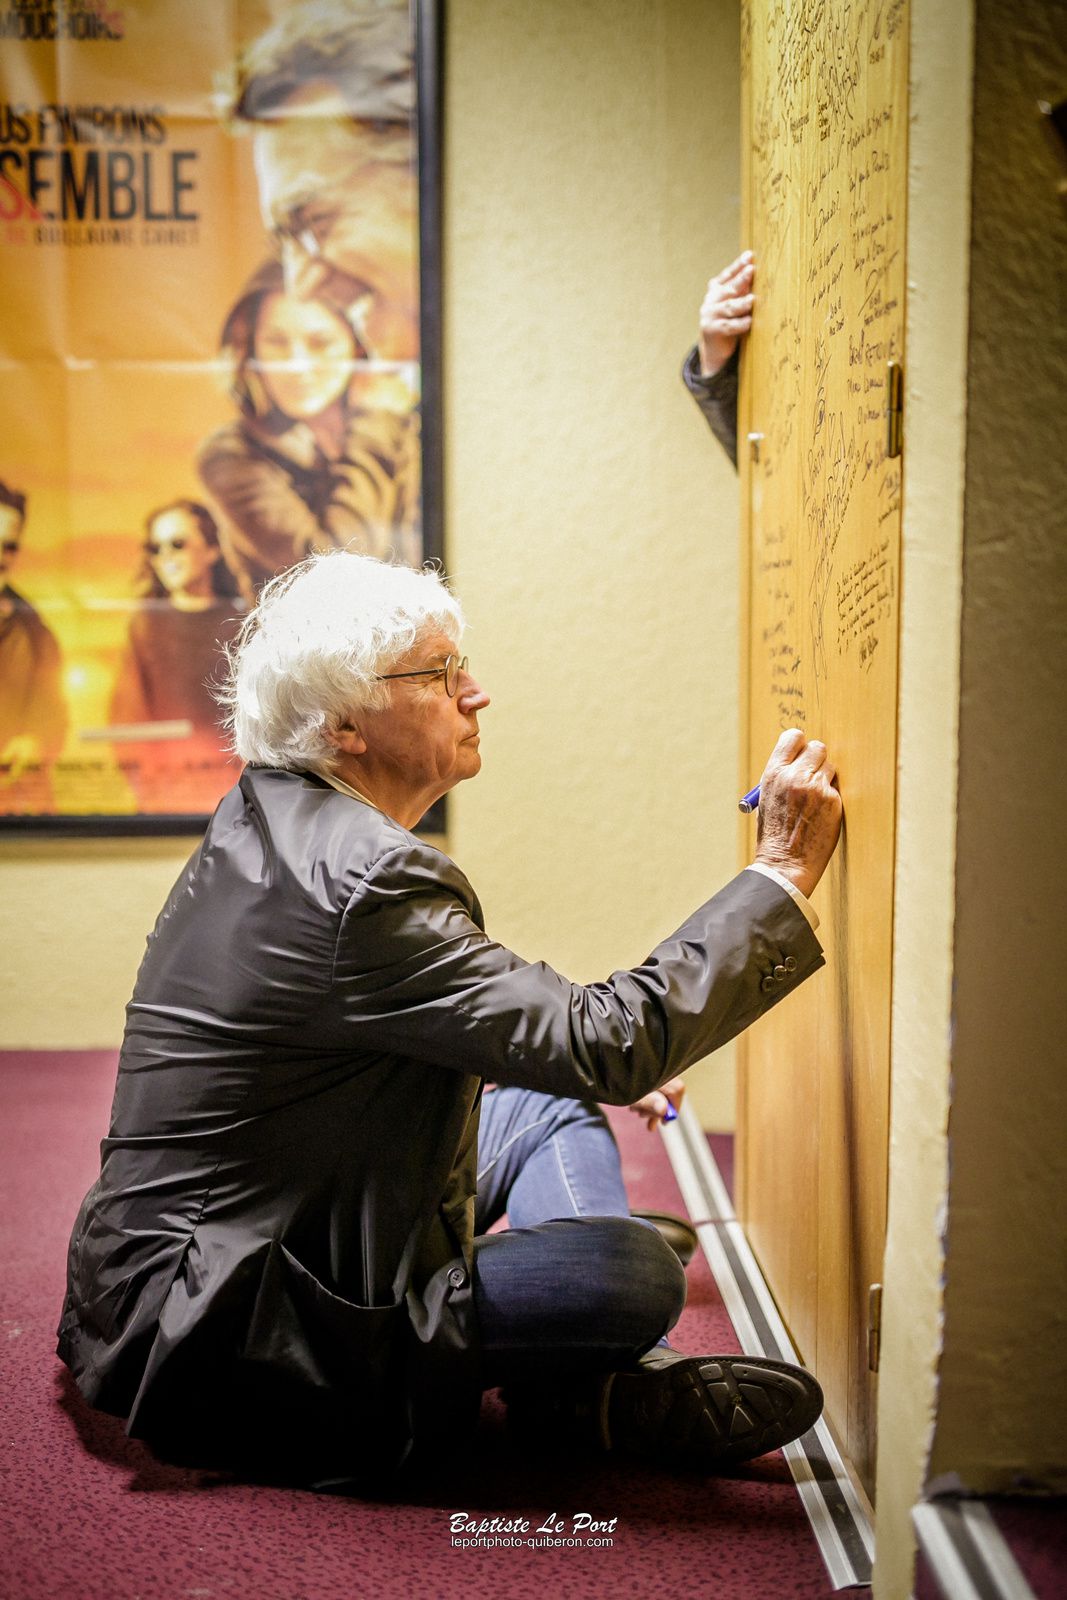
[[472, 1088, 686, 1385]]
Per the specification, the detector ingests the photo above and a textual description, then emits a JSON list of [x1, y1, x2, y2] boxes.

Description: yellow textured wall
[[928, 0, 1067, 1498], [0, 836, 193, 1046], [872, 0, 973, 1593], [444, 0, 744, 1129], [875, 0, 1067, 1587], [0, 0, 745, 1126]]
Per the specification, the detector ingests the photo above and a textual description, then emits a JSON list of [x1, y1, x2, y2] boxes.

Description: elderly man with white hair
[[58, 551, 842, 1490]]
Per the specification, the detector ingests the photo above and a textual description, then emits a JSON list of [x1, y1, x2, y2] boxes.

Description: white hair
[[220, 551, 464, 772]]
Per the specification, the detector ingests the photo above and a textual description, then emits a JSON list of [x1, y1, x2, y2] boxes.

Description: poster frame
[[2, 0, 444, 838]]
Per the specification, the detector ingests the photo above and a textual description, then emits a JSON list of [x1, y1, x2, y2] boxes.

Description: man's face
[[0, 505, 23, 583], [360, 630, 489, 805], [252, 81, 417, 316]]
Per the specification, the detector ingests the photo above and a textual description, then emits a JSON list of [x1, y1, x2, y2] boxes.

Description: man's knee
[[592, 1215, 687, 1332]]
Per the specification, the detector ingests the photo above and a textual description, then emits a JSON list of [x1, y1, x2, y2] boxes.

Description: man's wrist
[[746, 861, 820, 930], [697, 335, 728, 379], [756, 859, 815, 898], [684, 343, 739, 390]]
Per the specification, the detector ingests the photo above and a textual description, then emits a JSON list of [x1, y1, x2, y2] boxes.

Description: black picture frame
[[1, 0, 444, 838]]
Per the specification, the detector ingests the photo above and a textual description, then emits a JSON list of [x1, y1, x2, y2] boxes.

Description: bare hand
[[754, 728, 843, 899], [628, 1077, 685, 1131], [698, 251, 756, 377]]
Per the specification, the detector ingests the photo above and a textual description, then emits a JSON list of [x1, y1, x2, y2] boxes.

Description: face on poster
[[0, 0, 431, 826]]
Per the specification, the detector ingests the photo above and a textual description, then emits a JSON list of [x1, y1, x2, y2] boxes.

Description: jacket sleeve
[[681, 345, 739, 469], [329, 841, 823, 1102]]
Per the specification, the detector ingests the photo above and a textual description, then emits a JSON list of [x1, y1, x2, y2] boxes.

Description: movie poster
[[0, 0, 437, 828]]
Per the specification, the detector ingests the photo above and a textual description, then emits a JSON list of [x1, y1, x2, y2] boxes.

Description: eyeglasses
[[144, 538, 188, 556], [376, 653, 469, 698]]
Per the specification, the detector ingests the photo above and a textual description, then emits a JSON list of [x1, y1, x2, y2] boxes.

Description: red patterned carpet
[[1, 1052, 840, 1600]]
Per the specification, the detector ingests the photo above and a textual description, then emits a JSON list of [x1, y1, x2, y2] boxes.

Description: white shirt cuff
[[745, 862, 820, 931]]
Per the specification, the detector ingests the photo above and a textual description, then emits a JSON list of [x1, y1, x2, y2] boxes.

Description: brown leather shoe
[[633, 1209, 700, 1267], [602, 1347, 823, 1471]]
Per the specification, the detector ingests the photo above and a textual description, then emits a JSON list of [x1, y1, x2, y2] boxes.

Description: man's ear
[[330, 719, 368, 757]]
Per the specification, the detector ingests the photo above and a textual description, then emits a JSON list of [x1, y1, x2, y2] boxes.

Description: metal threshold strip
[[912, 1499, 1039, 1600], [662, 1101, 876, 1591]]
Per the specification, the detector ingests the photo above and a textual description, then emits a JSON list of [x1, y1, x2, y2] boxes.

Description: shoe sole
[[605, 1355, 823, 1471]]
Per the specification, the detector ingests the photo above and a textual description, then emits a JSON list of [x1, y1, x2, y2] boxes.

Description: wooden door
[[737, 0, 909, 1495]]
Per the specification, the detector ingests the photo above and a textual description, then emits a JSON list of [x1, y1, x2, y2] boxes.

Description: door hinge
[[748, 431, 764, 464], [886, 361, 903, 458], [868, 1282, 883, 1373]]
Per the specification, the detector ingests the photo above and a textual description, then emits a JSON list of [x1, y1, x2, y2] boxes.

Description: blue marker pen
[[738, 785, 761, 814], [661, 1103, 678, 1124]]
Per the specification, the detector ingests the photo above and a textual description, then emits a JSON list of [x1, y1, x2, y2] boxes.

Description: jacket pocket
[[242, 1239, 405, 1393], [222, 1241, 412, 1482]]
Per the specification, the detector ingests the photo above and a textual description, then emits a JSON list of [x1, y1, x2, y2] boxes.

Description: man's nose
[[457, 673, 489, 712]]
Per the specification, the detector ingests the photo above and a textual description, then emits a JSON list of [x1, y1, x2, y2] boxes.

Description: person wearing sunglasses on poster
[[59, 549, 842, 1494], [0, 478, 67, 808], [108, 500, 244, 811]]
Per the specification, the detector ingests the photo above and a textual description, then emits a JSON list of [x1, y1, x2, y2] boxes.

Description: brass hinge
[[868, 1282, 883, 1373], [886, 361, 904, 458]]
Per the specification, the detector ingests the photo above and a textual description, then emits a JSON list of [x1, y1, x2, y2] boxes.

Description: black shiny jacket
[[57, 766, 822, 1485]]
